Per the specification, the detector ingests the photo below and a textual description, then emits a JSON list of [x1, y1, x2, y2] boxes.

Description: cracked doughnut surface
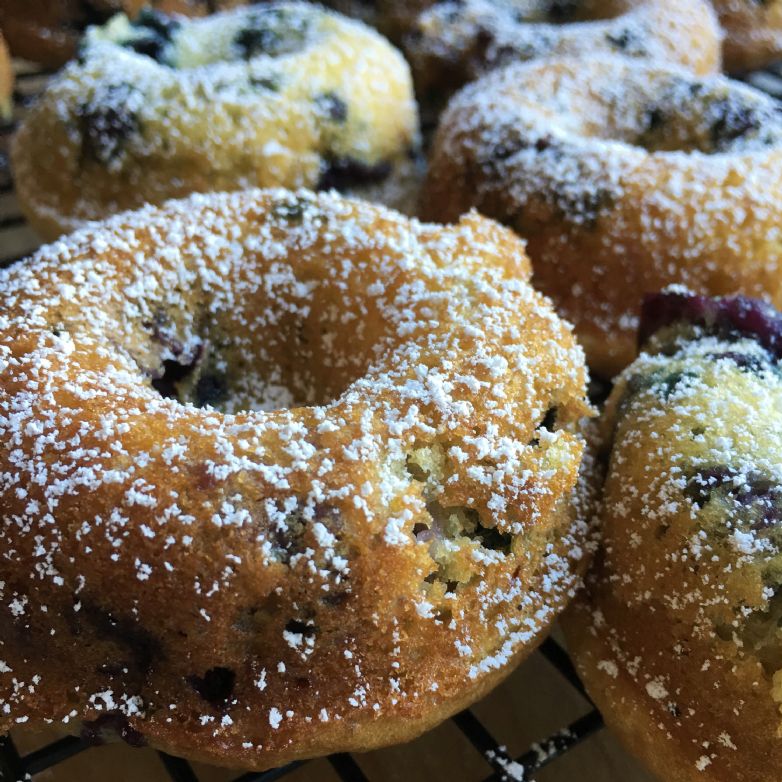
[[565, 288, 782, 782], [11, 3, 419, 239], [0, 188, 595, 770], [423, 57, 782, 378]]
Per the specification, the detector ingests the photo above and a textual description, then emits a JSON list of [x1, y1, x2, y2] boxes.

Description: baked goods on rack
[[0, 188, 594, 770], [712, 0, 782, 73], [565, 288, 782, 782], [423, 56, 782, 377], [403, 0, 721, 104], [10, 3, 419, 239]]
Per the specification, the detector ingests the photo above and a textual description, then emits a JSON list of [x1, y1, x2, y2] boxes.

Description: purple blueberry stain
[[639, 291, 782, 358]]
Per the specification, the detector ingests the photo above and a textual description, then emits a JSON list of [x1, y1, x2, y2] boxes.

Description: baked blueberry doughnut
[[0, 35, 12, 121], [423, 57, 782, 378], [0, 1, 253, 68], [0, 188, 595, 770], [11, 3, 419, 239], [565, 288, 782, 782], [713, 0, 782, 73], [403, 0, 721, 105]]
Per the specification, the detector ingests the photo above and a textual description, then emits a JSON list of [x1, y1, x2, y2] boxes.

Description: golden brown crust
[[402, 0, 720, 104], [422, 57, 782, 378], [564, 297, 782, 780], [713, 0, 782, 73], [0, 189, 593, 770]]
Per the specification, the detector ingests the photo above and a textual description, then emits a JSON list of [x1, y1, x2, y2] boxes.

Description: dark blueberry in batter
[[81, 603, 162, 675], [133, 8, 180, 39], [644, 106, 666, 133], [317, 157, 392, 191], [272, 195, 309, 222], [656, 370, 697, 398], [558, 186, 615, 228], [606, 27, 646, 55], [123, 9, 179, 62], [188, 666, 236, 707], [639, 291, 782, 358], [685, 466, 739, 505], [706, 350, 769, 373], [124, 33, 168, 60], [315, 92, 348, 123], [234, 11, 307, 60], [78, 84, 139, 165], [235, 26, 283, 58], [81, 714, 146, 748], [194, 372, 228, 408], [709, 100, 761, 150], [685, 467, 782, 528]]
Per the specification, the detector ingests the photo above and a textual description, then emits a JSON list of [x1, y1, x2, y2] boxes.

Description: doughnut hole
[[139, 198, 401, 413]]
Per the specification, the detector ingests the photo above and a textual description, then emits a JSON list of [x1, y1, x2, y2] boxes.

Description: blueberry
[[123, 9, 179, 62], [317, 158, 392, 191], [315, 92, 348, 123], [709, 100, 761, 150], [194, 372, 228, 408], [234, 10, 308, 59], [271, 194, 310, 222], [81, 602, 161, 676], [249, 75, 281, 91], [284, 618, 317, 637], [706, 350, 770, 373], [124, 33, 168, 60], [685, 467, 782, 529], [133, 8, 180, 40], [639, 291, 782, 358], [78, 84, 139, 165], [187, 666, 236, 707], [606, 28, 647, 55]]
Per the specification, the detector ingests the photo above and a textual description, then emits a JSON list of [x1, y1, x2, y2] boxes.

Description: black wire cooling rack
[[3, 58, 782, 782]]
